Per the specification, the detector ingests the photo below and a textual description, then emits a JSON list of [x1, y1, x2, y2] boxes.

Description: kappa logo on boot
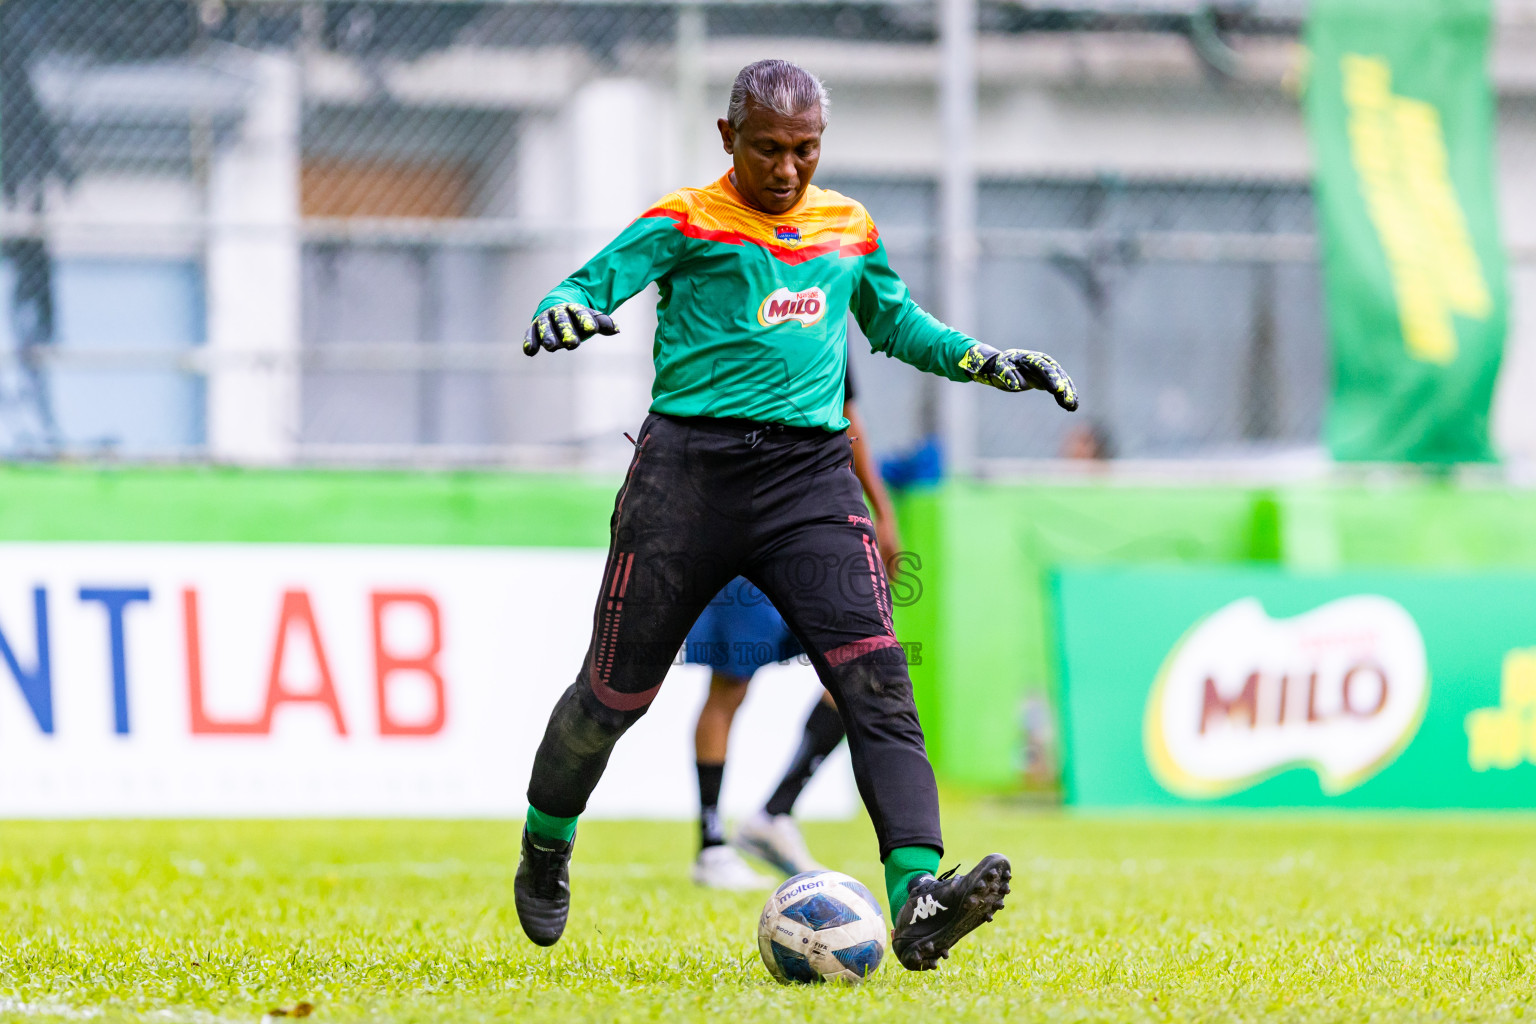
[[910, 893, 947, 921]]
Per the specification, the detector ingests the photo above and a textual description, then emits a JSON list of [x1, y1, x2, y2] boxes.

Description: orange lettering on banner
[[371, 592, 446, 736], [262, 590, 348, 735], [185, 588, 266, 734]]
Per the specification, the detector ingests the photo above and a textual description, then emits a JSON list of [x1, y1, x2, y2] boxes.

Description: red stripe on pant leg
[[824, 634, 903, 668], [592, 550, 626, 680], [862, 534, 895, 636], [587, 552, 661, 711], [589, 597, 662, 712], [612, 433, 650, 525], [618, 552, 636, 597], [863, 535, 882, 632], [590, 676, 662, 711]]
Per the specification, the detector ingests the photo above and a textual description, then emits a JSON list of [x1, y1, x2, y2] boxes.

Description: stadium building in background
[[3, 0, 1533, 471]]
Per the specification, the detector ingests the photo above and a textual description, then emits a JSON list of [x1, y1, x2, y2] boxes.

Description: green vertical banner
[[1306, 0, 1507, 463]]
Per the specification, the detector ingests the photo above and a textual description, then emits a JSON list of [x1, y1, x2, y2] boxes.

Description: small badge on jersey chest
[[774, 225, 801, 246]]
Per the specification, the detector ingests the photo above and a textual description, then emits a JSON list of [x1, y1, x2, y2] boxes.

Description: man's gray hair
[[727, 60, 830, 130]]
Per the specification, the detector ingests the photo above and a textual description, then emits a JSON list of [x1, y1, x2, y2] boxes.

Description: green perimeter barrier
[[8, 464, 1536, 791], [0, 464, 617, 547], [1056, 566, 1536, 807], [894, 479, 1536, 791], [891, 482, 1271, 791]]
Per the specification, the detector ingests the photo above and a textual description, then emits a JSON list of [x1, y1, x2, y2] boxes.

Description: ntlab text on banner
[[0, 543, 853, 819]]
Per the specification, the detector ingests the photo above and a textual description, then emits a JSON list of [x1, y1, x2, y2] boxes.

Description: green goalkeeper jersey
[[536, 172, 977, 431]]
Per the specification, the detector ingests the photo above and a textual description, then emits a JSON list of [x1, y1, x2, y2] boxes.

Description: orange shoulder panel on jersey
[[639, 179, 879, 266]]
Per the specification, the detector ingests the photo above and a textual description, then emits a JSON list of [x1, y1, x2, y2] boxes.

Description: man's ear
[[717, 117, 734, 154]]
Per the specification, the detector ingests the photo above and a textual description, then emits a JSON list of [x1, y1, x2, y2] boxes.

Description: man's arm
[[850, 240, 975, 381], [524, 211, 685, 355], [851, 230, 1079, 411], [844, 397, 900, 566]]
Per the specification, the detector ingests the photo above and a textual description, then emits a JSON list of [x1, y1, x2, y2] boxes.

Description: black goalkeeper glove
[[959, 343, 1079, 412], [523, 303, 619, 356]]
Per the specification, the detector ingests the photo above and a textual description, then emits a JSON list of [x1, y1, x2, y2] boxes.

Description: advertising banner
[[0, 543, 853, 818], [1057, 567, 1536, 807], [1305, 0, 1506, 463]]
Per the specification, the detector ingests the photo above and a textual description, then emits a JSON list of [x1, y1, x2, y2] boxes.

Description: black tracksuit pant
[[526, 412, 943, 859]]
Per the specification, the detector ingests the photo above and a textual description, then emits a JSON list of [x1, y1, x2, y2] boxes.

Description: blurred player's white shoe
[[733, 811, 825, 876], [691, 844, 775, 890]]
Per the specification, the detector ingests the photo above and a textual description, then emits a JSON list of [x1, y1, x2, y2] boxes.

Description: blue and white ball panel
[[756, 870, 886, 984]]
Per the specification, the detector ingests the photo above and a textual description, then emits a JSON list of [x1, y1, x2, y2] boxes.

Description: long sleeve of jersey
[[850, 235, 975, 383], [526, 175, 974, 430], [536, 215, 686, 317]]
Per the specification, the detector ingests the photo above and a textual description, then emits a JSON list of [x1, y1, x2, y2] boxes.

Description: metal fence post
[[675, 1, 708, 186], [937, 0, 979, 475]]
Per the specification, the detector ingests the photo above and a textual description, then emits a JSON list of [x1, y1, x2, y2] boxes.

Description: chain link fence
[[0, 0, 1527, 469]]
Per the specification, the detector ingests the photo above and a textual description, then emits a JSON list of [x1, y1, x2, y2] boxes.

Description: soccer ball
[[757, 870, 886, 984]]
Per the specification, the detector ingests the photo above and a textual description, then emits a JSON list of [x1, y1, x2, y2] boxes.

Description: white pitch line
[[0, 998, 257, 1024]]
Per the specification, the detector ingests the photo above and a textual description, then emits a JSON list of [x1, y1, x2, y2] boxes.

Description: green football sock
[[525, 806, 578, 844], [884, 845, 941, 916]]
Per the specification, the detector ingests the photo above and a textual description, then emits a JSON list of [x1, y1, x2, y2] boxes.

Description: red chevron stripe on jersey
[[640, 173, 880, 266]]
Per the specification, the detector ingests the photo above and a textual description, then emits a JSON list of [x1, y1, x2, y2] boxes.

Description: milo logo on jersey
[[758, 287, 827, 328]]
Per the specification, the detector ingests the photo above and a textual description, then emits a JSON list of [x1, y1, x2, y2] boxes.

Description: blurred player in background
[[514, 58, 1078, 970], [687, 365, 899, 890]]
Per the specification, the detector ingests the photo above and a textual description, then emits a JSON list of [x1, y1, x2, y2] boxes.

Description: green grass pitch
[[3, 804, 1535, 1023]]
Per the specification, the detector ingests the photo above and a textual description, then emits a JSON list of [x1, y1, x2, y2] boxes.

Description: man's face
[[717, 101, 823, 215]]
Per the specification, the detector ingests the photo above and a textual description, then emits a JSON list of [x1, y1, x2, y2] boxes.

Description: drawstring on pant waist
[[744, 424, 788, 448], [655, 414, 837, 447]]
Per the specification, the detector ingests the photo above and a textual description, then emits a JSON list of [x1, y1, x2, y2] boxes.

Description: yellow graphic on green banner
[[1465, 648, 1536, 771], [1306, 0, 1504, 463], [1343, 54, 1491, 365]]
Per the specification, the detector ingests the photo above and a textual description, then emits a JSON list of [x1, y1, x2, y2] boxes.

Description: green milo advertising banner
[[1305, 0, 1507, 463], [1057, 568, 1536, 807]]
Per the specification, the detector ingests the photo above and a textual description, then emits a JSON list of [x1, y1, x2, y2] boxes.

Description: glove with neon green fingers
[[959, 343, 1079, 411], [523, 303, 619, 356]]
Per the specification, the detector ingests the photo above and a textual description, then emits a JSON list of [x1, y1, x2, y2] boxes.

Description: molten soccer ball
[[757, 870, 886, 984]]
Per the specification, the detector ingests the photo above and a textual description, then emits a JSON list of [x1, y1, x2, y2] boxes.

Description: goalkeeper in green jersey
[[516, 58, 1077, 971]]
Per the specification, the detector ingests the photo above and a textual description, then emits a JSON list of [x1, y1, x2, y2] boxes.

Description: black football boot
[[514, 827, 574, 947], [890, 853, 1011, 970]]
